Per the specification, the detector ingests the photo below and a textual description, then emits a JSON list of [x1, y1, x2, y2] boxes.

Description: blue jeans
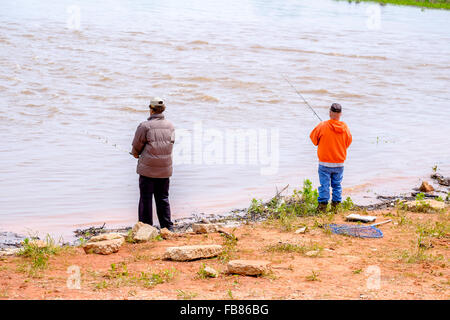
[[318, 165, 344, 203]]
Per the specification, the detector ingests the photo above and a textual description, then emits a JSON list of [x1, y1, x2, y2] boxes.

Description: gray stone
[[131, 222, 159, 242], [305, 250, 320, 257], [83, 233, 124, 255], [227, 260, 271, 276], [203, 266, 219, 278], [164, 245, 223, 261], [192, 223, 219, 234], [160, 228, 174, 240], [0, 248, 21, 257], [404, 199, 446, 211]]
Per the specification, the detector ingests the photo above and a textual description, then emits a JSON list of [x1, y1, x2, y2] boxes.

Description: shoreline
[[2, 172, 448, 252], [0, 181, 448, 300], [342, 0, 450, 10]]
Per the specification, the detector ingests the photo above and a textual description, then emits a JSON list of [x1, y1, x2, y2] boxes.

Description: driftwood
[[274, 184, 289, 199]]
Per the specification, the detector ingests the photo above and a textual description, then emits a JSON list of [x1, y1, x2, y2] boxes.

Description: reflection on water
[[0, 0, 449, 238]]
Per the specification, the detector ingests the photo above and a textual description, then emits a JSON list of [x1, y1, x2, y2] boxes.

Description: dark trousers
[[138, 175, 173, 230]]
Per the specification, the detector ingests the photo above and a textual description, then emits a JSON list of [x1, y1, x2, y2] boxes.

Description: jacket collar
[[148, 113, 165, 120]]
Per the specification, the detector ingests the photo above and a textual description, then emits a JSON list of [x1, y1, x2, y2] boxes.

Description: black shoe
[[317, 202, 328, 213], [331, 201, 341, 213]]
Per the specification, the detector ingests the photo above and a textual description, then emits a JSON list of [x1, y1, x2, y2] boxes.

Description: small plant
[[227, 289, 234, 299], [18, 235, 63, 274], [94, 280, 109, 290], [218, 231, 238, 263], [265, 241, 323, 256], [78, 237, 87, 246], [138, 268, 177, 288], [125, 230, 136, 244], [416, 221, 449, 239], [177, 290, 198, 300], [306, 270, 320, 281], [197, 263, 217, 279], [248, 198, 266, 217], [341, 197, 354, 211], [353, 268, 363, 274], [395, 200, 409, 212], [415, 193, 426, 201], [105, 262, 129, 279], [395, 212, 412, 226]]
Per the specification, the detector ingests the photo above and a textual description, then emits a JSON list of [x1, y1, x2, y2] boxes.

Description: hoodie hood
[[327, 119, 346, 133]]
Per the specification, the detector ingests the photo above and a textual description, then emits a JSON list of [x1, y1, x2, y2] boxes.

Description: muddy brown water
[[0, 0, 449, 241]]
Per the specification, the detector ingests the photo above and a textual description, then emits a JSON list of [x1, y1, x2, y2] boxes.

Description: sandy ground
[[0, 207, 448, 300]]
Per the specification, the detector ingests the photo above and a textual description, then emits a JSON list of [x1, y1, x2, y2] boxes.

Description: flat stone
[[0, 248, 21, 257], [88, 233, 124, 242], [203, 266, 219, 278], [405, 199, 446, 211], [28, 239, 48, 248], [160, 228, 174, 240], [83, 233, 125, 255], [295, 227, 307, 234], [131, 222, 159, 242], [192, 223, 219, 234], [305, 250, 320, 257], [227, 260, 271, 276], [164, 244, 223, 261]]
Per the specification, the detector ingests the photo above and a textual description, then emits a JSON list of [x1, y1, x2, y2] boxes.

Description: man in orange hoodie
[[310, 103, 352, 212]]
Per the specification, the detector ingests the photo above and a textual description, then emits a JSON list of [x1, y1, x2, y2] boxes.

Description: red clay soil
[[0, 208, 448, 300]]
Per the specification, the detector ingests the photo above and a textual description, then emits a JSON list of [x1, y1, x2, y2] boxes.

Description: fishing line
[[81, 130, 132, 155], [281, 73, 323, 122]]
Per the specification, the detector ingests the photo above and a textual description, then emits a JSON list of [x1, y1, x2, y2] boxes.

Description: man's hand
[[130, 151, 139, 159]]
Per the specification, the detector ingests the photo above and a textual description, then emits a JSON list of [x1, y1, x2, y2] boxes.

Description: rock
[[404, 199, 446, 211], [21, 239, 47, 248], [164, 245, 223, 261], [227, 260, 271, 276], [83, 233, 124, 255], [0, 248, 21, 257], [131, 222, 159, 242], [192, 223, 219, 234], [28, 239, 48, 248], [305, 250, 320, 257], [88, 233, 123, 242], [203, 266, 219, 278], [419, 181, 434, 192], [160, 228, 174, 240], [295, 227, 307, 234]]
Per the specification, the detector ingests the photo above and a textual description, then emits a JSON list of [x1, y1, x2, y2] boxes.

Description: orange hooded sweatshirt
[[310, 119, 352, 164]]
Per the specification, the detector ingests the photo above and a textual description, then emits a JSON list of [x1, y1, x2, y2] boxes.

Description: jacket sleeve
[[346, 126, 353, 148], [131, 123, 147, 158], [171, 128, 175, 144], [309, 123, 322, 146]]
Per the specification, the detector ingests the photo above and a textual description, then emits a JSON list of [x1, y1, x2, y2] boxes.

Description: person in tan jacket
[[310, 103, 352, 212], [131, 98, 175, 230]]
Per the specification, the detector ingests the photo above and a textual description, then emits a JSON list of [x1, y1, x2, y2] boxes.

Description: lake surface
[[1, 0, 449, 240]]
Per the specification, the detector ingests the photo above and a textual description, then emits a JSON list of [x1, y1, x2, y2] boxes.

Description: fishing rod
[[281, 74, 323, 122]]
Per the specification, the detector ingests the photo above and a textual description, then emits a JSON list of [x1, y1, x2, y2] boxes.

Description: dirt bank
[[0, 204, 448, 300]]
